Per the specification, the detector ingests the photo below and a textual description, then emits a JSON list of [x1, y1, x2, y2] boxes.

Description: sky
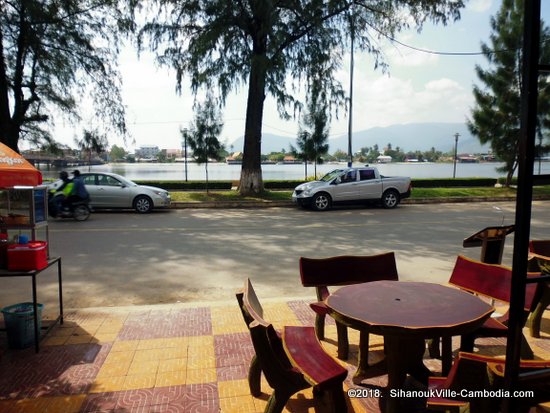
[[46, 0, 550, 153]]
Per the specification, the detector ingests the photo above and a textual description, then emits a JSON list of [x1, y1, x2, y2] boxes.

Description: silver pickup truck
[[292, 166, 412, 211]]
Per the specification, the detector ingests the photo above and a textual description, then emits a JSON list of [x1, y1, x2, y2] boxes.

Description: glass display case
[[0, 186, 49, 251]]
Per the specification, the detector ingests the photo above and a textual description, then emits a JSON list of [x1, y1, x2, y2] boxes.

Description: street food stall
[[0, 142, 63, 352]]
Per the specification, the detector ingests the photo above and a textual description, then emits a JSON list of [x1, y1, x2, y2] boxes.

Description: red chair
[[528, 240, 550, 337], [427, 351, 550, 413], [433, 256, 539, 374], [299, 252, 399, 360]]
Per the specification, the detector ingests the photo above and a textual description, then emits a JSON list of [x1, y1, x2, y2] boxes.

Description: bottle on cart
[[0, 233, 8, 269]]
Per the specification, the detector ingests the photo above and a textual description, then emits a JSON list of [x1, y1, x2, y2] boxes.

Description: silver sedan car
[[50, 172, 171, 213]]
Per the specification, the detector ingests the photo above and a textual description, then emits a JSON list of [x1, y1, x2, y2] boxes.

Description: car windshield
[[319, 169, 345, 182], [114, 175, 138, 187]]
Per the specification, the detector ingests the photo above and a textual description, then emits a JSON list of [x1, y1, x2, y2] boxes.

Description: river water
[[37, 161, 550, 181]]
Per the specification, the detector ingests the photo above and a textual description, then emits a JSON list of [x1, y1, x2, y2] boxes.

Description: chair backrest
[[449, 255, 538, 311], [236, 278, 268, 328], [299, 252, 399, 300], [530, 240, 550, 257], [235, 279, 301, 388]]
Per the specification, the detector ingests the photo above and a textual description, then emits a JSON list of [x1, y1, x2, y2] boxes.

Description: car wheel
[[382, 189, 400, 209], [312, 193, 332, 211], [73, 205, 90, 221], [134, 195, 153, 213]]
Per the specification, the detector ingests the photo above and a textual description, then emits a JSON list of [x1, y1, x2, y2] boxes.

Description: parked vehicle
[[292, 166, 412, 211], [48, 172, 171, 213]]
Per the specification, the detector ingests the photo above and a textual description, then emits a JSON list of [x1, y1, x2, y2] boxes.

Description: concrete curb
[[169, 195, 550, 209]]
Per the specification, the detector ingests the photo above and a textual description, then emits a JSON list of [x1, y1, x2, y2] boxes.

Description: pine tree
[[468, 0, 550, 186]]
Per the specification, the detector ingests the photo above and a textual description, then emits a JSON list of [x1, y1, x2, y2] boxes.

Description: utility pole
[[453, 133, 460, 178], [183, 128, 189, 182], [347, 10, 355, 168]]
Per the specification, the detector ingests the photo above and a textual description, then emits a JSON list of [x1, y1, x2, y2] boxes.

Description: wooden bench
[[434, 255, 539, 372], [299, 252, 399, 360], [528, 240, 550, 338], [236, 279, 348, 413], [427, 351, 550, 413]]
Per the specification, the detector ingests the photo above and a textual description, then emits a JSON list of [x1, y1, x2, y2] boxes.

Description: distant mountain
[[228, 122, 489, 155]]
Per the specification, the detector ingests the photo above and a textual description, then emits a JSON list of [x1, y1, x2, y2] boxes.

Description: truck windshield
[[319, 169, 345, 182]]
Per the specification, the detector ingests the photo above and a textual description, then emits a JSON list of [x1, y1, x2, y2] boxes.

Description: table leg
[[384, 336, 430, 413], [352, 329, 371, 384], [31, 274, 39, 353], [57, 258, 64, 324]]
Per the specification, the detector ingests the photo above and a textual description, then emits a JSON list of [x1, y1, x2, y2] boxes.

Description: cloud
[[344, 75, 471, 131], [466, 0, 493, 13]]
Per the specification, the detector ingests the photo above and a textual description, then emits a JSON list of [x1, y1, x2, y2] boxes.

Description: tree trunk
[[0, 25, 19, 152], [239, 53, 267, 196]]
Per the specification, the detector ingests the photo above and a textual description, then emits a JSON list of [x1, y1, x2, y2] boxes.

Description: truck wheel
[[382, 189, 400, 209], [312, 193, 332, 211]]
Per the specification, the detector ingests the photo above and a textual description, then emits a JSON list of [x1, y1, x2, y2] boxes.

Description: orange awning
[[0, 143, 42, 187]]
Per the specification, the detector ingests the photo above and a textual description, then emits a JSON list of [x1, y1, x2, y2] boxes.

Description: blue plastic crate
[[1, 302, 43, 349]]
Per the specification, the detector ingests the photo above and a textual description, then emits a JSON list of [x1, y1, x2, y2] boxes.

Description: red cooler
[[7, 241, 48, 271]]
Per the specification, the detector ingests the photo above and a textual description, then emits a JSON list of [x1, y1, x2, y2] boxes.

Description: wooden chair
[[299, 252, 399, 360], [427, 351, 550, 413], [434, 255, 539, 371], [528, 240, 550, 337], [236, 279, 348, 413]]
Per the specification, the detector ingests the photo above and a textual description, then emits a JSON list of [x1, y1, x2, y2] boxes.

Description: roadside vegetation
[[169, 186, 550, 203]]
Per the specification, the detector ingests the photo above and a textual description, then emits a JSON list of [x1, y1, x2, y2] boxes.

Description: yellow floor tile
[[157, 357, 187, 373], [187, 335, 214, 348], [90, 376, 126, 393], [103, 350, 134, 365], [155, 370, 187, 387], [92, 332, 118, 343], [65, 334, 94, 345], [122, 374, 156, 391], [163, 337, 188, 348], [186, 368, 217, 384], [42, 336, 69, 346], [218, 379, 252, 398], [42, 395, 87, 413], [219, 394, 259, 413], [127, 359, 159, 376], [110, 340, 139, 352], [137, 338, 166, 350], [96, 360, 131, 378]]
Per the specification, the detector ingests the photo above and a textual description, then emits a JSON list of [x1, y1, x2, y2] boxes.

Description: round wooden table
[[326, 281, 494, 413]]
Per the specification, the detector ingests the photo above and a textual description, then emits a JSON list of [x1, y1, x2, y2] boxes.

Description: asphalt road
[[2, 201, 550, 312]]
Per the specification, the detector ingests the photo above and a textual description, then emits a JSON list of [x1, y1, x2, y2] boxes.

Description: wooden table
[[326, 280, 493, 413], [0, 258, 63, 352]]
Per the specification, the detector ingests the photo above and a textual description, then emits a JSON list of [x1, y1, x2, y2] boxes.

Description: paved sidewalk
[[0, 298, 550, 413]]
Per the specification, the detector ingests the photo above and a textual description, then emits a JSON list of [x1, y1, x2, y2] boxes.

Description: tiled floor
[[0, 299, 550, 413]]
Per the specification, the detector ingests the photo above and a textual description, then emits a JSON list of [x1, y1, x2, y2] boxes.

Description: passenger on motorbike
[[62, 170, 89, 210]]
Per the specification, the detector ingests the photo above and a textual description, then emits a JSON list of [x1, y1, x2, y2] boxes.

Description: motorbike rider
[[49, 171, 73, 217], [62, 170, 89, 210]]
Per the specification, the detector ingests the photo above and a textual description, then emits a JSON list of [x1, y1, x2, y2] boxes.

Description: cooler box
[[7, 241, 48, 271]]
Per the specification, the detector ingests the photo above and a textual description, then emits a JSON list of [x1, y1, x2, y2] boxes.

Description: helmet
[[59, 171, 69, 180], [73, 170, 81, 177]]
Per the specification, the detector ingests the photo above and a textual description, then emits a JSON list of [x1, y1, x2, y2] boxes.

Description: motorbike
[[48, 194, 92, 222]]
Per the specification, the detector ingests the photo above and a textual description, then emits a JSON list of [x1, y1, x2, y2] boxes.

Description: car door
[[80, 174, 101, 207], [357, 169, 383, 200], [331, 170, 360, 201], [95, 175, 132, 207]]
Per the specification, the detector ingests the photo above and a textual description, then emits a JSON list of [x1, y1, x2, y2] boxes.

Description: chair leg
[[315, 313, 326, 340], [427, 337, 441, 358], [265, 389, 294, 413], [324, 385, 348, 413], [336, 321, 349, 360], [529, 283, 550, 338], [248, 354, 262, 397]]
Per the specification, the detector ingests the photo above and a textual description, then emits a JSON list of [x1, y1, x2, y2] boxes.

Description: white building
[[136, 145, 160, 160]]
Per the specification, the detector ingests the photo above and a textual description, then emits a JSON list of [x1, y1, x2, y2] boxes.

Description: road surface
[[2, 201, 549, 312]]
